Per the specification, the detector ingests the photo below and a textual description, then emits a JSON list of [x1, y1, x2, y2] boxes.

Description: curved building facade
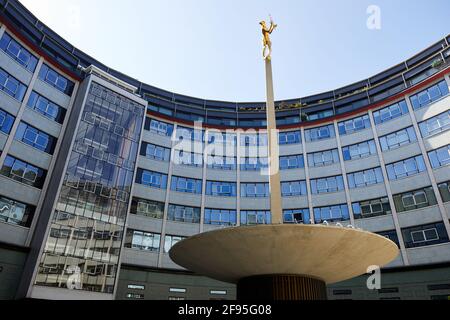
[[0, 0, 449, 300]]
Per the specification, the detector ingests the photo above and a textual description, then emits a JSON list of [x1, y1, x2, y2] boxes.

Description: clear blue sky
[[21, 0, 450, 102]]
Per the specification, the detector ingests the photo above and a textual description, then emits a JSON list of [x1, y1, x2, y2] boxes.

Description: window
[[377, 230, 400, 247], [27, 91, 65, 123], [0, 155, 46, 188], [14, 122, 57, 154], [419, 110, 450, 137], [139, 142, 170, 162], [428, 145, 450, 168], [124, 229, 160, 252], [0, 32, 38, 72], [0, 108, 15, 134], [373, 101, 409, 125], [174, 150, 203, 167], [410, 80, 449, 110], [283, 209, 310, 224], [175, 126, 204, 142], [352, 197, 391, 219], [210, 290, 227, 295], [342, 140, 377, 161], [127, 284, 145, 290], [136, 169, 168, 189], [206, 155, 237, 171], [438, 181, 450, 203], [164, 235, 186, 253], [279, 131, 301, 145], [305, 125, 335, 142], [314, 205, 350, 223], [281, 181, 307, 197], [386, 155, 426, 180], [308, 149, 340, 167], [0, 195, 35, 227], [402, 223, 449, 248], [241, 211, 271, 225], [347, 167, 384, 188], [241, 133, 267, 146], [241, 183, 270, 198], [393, 187, 437, 213], [240, 157, 269, 171], [310, 176, 344, 194], [171, 176, 202, 194], [126, 293, 144, 299], [0, 68, 27, 101], [38, 64, 74, 96], [338, 115, 371, 135], [130, 198, 164, 219], [204, 209, 237, 226], [206, 181, 236, 197], [280, 155, 304, 170], [168, 205, 201, 223], [379, 127, 417, 151], [144, 118, 174, 137]]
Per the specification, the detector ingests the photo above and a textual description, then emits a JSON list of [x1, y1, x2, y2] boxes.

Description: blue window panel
[[379, 127, 417, 151], [338, 115, 371, 135], [0, 32, 38, 72], [305, 125, 335, 142], [241, 211, 271, 225], [137, 169, 168, 189], [176, 126, 204, 142], [241, 134, 268, 146], [280, 155, 304, 170], [281, 181, 307, 197], [38, 64, 74, 96], [206, 155, 237, 170], [145, 118, 174, 137], [402, 222, 449, 249], [0, 108, 15, 134], [26, 91, 65, 123], [373, 100, 409, 125], [308, 149, 340, 167], [342, 140, 377, 161], [347, 167, 384, 189], [171, 176, 202, 194], [175, 151, 203, 167], [410, 80, 449, 110], [283, 209, 310, 224], [310, 176, 345, 194], [140, 142, 171, 162], [428, 145, 450, 169], [206, 181, 236, 197], [240, 183, 270, 198], [14, 122, 56, 154], [204, 209, 237, 226], [240, 158, 269, 171], [0, 68, 27, 101], [419, 110, 450, 138], [1, 155, 46, 188], [386, 155, 427, 180], [314, 205, 349, 223], [279, 131, 301, 145]]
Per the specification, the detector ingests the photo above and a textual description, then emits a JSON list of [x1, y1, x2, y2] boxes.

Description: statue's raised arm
[[260, 16, 278, 60]]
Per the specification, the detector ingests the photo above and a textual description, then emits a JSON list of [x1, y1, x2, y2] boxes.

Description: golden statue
[[260, 16, 277, 60]]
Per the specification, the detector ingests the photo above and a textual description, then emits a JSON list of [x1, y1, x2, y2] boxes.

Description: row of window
[[124, 229, 185, 253], [140, 124, 448, 172], [143, 80, 449, 148], [0, 32, 38, 72], [129, 179, 450, 229]]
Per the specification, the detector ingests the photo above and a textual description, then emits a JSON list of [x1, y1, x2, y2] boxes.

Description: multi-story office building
[[0, 0, 449, 300]]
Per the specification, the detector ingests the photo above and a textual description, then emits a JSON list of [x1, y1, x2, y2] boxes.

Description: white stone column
[[264, 59, 283, 224]]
